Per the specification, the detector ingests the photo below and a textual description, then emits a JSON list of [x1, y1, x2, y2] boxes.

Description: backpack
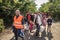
[[35, 14, 42, 24]]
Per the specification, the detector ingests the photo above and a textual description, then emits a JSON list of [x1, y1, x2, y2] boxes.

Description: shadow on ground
[[10, 30, 53, 40], [47, 32, 53, 40]]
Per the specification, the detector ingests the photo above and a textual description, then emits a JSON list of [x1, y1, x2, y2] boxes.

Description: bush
[[0, 19, 5, 32], [3, 16, 13, 28]]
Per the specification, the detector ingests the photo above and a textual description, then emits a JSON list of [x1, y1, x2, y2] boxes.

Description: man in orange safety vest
[[13, 10, 24, 40]]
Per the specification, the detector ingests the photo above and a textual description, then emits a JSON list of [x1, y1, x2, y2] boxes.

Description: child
[[29, 20, 34, 33], [41, 15, 47, 37], [42, 16, 47, 29], [28, 20, 34, 39], [47, 16, 52, 33]]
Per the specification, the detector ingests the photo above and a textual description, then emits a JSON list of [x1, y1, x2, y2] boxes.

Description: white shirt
[[37, 15, 42, 25]]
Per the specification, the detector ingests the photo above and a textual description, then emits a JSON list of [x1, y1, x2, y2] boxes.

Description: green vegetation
[[0, 19, 5, 32], [0, 0, 37, 16], [39, 0, 60, 21], [0, 0, 37, 28], [0, 0, 60, 30]]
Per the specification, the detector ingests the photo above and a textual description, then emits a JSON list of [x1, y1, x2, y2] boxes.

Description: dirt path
[[51, 22, 60, 40], [0, 22, 60, 40]]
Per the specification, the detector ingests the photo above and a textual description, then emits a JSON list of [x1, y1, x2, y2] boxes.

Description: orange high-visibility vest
[[13, 15, 23, 29]]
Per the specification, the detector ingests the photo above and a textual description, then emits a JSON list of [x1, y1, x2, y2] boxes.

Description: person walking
[[26, 12, 31, 25], [47, 16, 52, 33], [35, 12, 42, 36], [41, 13, 47, 37], [29, 13, 34, 32], [42, 15, 47, 29], [13, 10, 24, 40]]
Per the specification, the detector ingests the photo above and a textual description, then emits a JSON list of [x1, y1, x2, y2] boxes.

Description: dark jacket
[[47, 18, 52, 25]]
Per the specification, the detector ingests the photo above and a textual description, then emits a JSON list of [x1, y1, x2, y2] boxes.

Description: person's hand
[[21, 29, 24, 32]]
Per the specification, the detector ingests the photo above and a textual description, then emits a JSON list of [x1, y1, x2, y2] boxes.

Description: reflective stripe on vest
[[13, 15, 23, 29]]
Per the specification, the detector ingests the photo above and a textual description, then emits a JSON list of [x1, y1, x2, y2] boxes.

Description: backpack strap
[[35, 15, 38, 24], [38, 14, 42, 19]]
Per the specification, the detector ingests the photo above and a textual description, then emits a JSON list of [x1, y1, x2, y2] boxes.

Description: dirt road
[[0, 22, 60, 40]]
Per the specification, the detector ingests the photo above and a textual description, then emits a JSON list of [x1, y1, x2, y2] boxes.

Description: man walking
[[35, 12, 42, 36], [13, 10, 24, 40]]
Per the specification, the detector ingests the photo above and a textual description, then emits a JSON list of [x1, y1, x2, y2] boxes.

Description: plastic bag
[[40, 25, 45, 32], [24, 23, 29, 30]]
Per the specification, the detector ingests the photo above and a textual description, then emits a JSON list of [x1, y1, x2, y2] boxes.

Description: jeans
[[13, 26, 24, 40], [13, 27, 18, 40]]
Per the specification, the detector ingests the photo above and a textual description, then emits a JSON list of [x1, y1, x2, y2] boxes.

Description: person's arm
[[22, 18, 25, 25]]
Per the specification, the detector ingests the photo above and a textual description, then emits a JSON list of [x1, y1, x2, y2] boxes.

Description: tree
[[0, 0, 37, 27], [39, 0, 60, 21]]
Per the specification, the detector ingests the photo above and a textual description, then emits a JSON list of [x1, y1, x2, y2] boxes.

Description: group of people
[[13, 10, 52, 40]]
